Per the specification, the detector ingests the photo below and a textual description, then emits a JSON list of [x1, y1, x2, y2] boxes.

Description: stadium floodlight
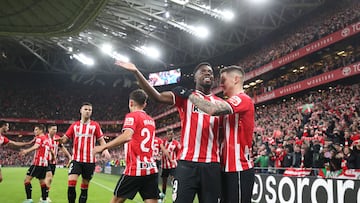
[[111, 51, 130, 62], [68, 47, 73, 52], [221, 9, 235, 21], [135, 45, 161, 59], [247, 0, 270, 5], [188, 25, 209, 39], [165, 11, 170, 18], [299, 66, 305, 70], [249, 82, 256, 86], [101, 44, 113, 55], [170, 0, 189, 5], [73, 53, 95, 66]]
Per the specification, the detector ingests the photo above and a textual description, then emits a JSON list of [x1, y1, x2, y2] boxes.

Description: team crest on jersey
[[124, 117, 134, 126], [228, 96, 242, 106]]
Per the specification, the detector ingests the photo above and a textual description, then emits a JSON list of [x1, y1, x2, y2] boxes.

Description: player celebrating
[[44, 124, 72, 202], [116, 61, 222, 203], [173, 65, 255, 203], [0, 120, 33, 183], [57, 102, 111, 203], [20, 124, 54, 203], [93, 89, 159, 203]]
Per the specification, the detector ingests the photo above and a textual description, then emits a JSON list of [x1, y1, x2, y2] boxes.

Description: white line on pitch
[[91, 180, 142, 203]]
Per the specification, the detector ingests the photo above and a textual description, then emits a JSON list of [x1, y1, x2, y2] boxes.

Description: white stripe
[[92, 180, 115, 192], [136, 155, 141, 176], [76, 124, 82, 162], [234, 114, 242, 171], [180, 99, 192, 160], [225, 117, 230, 172], [92, 179, 142, 203], [192, 113, 203, 162], [89, 126, 95, 163], [205, 116, 214, 163], [84, 124, 89, 162]]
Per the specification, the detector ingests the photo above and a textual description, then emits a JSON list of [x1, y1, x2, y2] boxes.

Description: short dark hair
[[81, 102, 92, 107], [48, 124, 57, 129], [35, 124, 46, 132], [193, 62, 211, 74], [129, 89, 148, 105], [0, 120, 8, 128], [220, 65, 245, 77]]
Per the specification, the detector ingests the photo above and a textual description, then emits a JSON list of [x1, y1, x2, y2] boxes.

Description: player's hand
[[102, 149, 111, 160], [172, 86, 192, 99], [114, 61, 138, 73], [171, 160, 177, 166], [66, 160, 72, 168], [92, 146, 104, 156], [19, 149, 27, 156], [27, 138, 36, 145]]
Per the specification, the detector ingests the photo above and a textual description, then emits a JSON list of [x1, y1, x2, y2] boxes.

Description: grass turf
[[0, 167, 192, 203]]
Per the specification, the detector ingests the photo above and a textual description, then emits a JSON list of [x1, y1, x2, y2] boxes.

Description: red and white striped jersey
[[122, 110, 158, 176], [0, 135, 9, 146], [153, 137, 163, 161], [47, 134, 61, 164], [161, 139, 181, 169], [221, 93, 255, 172], [174, 90, 222, 163], [33, 135, 51, 167], [65, 120, 103, 163]]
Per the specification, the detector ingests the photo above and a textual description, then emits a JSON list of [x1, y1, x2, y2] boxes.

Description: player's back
[[123, 110, 158, 176]]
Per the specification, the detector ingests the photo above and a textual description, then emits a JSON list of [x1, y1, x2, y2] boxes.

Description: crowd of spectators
[[248, 42, 360, 97], [238, 1, 360, 72], [252, 83, 360, 173]]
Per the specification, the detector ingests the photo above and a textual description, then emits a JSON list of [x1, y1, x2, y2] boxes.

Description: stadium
[[0, 0, 359, 202]]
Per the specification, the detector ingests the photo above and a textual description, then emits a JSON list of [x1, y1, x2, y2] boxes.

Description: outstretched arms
[[115, 61, 174, 105]]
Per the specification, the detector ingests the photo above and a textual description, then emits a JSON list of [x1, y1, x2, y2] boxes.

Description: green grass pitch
[[0, 167, 194, 203]]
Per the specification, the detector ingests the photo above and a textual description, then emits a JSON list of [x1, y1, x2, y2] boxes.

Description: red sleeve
[[65, 123, 75, 139], [226, 94, 250, 113], [95, 122, 104, 139], [123, 113, 137, 132], [2, 136, 9, 145], [35, 137, 42, 145]]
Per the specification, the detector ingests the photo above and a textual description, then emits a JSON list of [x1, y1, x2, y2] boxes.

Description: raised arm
[[7, 139, 33, 148], [115, 61, 174, 105]]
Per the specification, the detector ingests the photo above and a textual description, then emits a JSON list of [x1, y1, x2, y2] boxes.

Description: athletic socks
[[40, 183, 47, 201], [79, 184, 89, 203], [68, 180, 77, 203], [24, 182, 32, 199]]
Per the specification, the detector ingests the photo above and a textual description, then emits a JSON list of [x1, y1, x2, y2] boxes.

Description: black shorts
[[47, 164, 56, 175], [161, 168, 176, 178], [173, 160, 221, 203], [221, 168, 255, 203], [113, 173, 159, 200], [68, 160, 95, 180], [26, 165, 48, 180]]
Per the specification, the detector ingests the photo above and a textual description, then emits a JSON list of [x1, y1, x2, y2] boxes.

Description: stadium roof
[[0, 0, 326, 77]]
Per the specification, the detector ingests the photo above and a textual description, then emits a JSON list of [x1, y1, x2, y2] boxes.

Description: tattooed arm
[[189, 94, 233, 116]]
